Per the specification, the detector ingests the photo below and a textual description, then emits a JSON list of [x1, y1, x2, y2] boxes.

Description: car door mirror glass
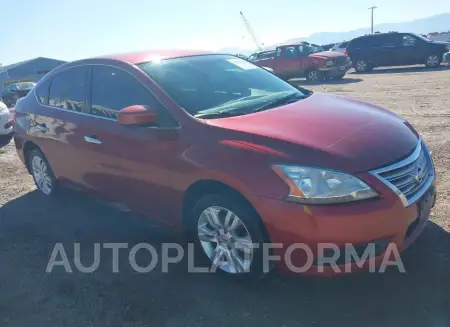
[[117, 105, 157, 126]]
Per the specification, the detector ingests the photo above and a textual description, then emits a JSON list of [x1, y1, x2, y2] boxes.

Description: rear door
[[31, 66, 92, 188], [369, 34, 399, 66], [79, 64, 181, 222]]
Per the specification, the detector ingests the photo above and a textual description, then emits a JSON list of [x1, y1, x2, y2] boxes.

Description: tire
[[305, 68, 321, 82], [187, 193, 271, 280], [27, 148, 59, 196], [354, 60, 373, 73], [425, 54, 441, 68]]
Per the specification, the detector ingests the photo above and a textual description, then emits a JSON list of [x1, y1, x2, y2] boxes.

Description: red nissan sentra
[[13, 50, 436, 278]]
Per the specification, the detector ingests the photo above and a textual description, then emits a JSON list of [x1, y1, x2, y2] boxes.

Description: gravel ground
[[0, 66, 449, 327]]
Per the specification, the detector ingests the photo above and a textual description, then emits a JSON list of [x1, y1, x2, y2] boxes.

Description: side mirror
[[117, 105, 157, 126]]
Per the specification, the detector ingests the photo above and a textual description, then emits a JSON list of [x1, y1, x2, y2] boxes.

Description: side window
[[298, 45, 313, 56], [368, 35, 386, 47], [284, 46, 297, 59], [339, 42, 349, 48], [90, 66, 178, 127], [276, 48, 282, 57], [248, 54, 257, 61], [35, 78, 52, 105], [48, 67, 88, 112], [402, 35, 416, 46]]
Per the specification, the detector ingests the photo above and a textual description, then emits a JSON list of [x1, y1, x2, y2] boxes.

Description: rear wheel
[[354, 60, 373, 73], [425, 54, 441, 68], [188, 193, 270, 280], [28, 148, 59, 196]]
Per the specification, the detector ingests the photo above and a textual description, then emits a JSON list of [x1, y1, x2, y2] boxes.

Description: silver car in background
[[329, 41, 349, 54]]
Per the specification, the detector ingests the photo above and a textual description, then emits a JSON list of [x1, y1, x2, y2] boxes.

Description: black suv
[[346, 32, 450, 72]]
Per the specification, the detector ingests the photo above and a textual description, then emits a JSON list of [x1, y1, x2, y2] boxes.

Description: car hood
[[309, 51, 345, 59], [430, 40, 450, 46], [205, 93, 418, 172]]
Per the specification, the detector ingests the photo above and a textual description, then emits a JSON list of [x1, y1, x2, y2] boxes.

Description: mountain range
[[219, 13, 450, 54]]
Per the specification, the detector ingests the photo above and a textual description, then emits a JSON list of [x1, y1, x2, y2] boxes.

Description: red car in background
[[13, 50, 435, 279], [249, 43, 352, 81]]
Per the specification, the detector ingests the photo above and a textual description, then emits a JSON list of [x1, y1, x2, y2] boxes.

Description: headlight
[[325, 60, 333, 66], [273, 165, 378, 204]]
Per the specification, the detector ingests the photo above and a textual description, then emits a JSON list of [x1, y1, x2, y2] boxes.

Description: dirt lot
[[0, 66, 449, 327]]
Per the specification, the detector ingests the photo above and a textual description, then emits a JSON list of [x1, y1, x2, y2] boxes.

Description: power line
[[368, 6, 377, 34]]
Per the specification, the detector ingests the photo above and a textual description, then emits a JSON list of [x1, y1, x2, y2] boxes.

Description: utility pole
[[368, 6, 377, 34]]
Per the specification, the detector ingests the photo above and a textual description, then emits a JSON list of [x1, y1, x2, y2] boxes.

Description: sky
[[1, 0, 450, 65]]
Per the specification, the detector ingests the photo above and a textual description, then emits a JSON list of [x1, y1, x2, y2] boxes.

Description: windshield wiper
[[194, 111, 245, 119], [252, 93, 306, 113]]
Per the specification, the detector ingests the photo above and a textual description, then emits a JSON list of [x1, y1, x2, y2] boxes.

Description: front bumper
[[250, 180, 436, 275], [318, 62, 352, 77]]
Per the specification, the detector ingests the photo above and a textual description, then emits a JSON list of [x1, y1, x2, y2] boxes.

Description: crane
[[239, 11, 263, 51]]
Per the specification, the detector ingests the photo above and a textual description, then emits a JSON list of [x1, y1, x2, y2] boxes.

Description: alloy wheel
[[197, 206, 253, 274], [31, 156, 53, 195], [426, 55, 440, 67], [356, 60, 367, 72], [307, 70, 320, 81]]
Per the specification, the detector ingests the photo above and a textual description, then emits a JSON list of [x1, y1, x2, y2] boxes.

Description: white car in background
[[329, 41, 349, 54], [0, 100, 14, 143]]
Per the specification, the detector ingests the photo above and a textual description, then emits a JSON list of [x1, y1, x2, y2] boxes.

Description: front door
[[273, 46, 302, 78], [397, 34, 426, 65], [78, 65, 181, 223]]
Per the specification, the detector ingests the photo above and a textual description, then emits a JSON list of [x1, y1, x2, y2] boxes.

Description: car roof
[[97, 49, 217, 64]]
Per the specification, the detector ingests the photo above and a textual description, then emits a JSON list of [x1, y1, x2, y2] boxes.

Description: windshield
[[138, 55, 307, 118], [310, 45, 324, 53], [15, 82, 36, 90], [412, 33, 431, 42]]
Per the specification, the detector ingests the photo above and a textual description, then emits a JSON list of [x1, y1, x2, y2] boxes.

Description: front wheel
[[305, 69, 322, 82], [188, 194, 270, 280], [28, 148, 59, 196], [425, 54, 441, 68]]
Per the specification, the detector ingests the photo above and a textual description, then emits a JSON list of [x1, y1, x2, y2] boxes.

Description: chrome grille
[[370, 140, 434, 207], [334, 56, 348, 66]]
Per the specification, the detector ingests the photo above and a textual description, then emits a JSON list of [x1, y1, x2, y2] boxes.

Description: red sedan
[[13, 50, 436, 278]]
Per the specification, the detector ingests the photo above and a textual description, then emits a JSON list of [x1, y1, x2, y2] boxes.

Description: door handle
[[36, 123, 49, 133], [84, 136, 102, 145]]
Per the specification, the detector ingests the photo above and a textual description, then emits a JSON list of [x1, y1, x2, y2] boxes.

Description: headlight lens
[[325, 60, 333, 66], [273, 165, 378, 204]]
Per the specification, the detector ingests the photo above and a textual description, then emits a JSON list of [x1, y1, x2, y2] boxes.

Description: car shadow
[[0, 190, 449, 326], [292, 77, 363, 86], [350, 65, 450, 75]]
